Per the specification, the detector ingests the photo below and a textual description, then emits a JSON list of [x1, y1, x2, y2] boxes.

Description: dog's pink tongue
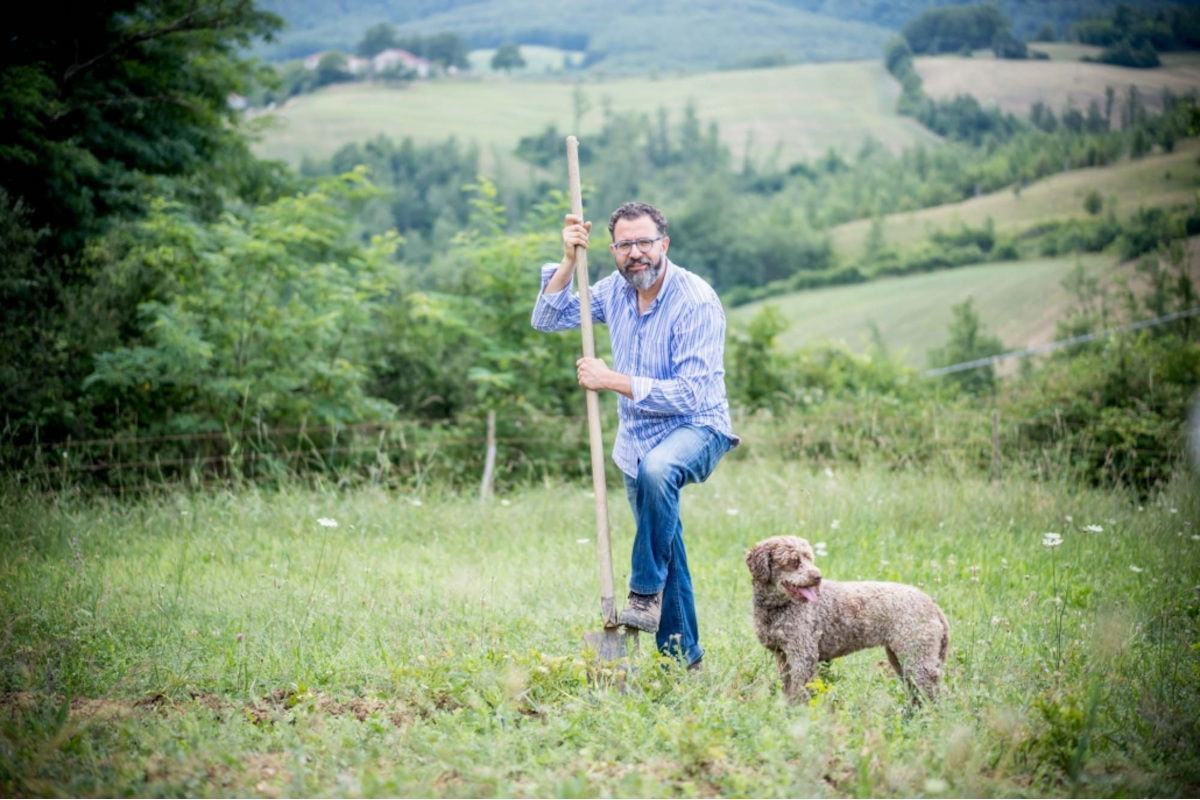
[[799, 587, 818, 603]]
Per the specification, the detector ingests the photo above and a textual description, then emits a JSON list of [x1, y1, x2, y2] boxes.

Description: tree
[[572, 84, 592, 133], [0, 0, 285, 448], [928, 298, 1005, 394], [729, 305, 791, 413], [902, 5, 1011, 55], [1032, 23, 1057, 42], [0, 0, 282, 251], [316, 50, 353, 85], [356, 22, 397, 58], [491, 42, 527, 73], [424, 32, 470, 69], [992, 30, 1029, 60]]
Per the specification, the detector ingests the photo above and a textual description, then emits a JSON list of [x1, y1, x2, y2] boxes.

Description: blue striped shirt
[[532, 258, 738, 477]]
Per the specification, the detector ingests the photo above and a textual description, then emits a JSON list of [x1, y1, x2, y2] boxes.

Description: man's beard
[[617, 252, 664, 291]]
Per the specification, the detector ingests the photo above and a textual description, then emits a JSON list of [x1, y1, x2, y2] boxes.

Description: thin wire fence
[[4, 405, 1180, 498]]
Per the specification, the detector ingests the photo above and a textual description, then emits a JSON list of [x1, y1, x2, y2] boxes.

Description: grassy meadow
[[729, 253, 1116, 365], [252, 60, 935, 169], [3, 454, 1199, 796], [830, 139, 1200, 262]]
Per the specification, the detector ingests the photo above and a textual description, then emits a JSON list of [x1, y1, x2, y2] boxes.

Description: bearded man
[[531, 201, 738, 670]]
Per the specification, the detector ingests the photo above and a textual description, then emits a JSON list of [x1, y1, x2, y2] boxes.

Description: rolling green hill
[[253, 60, 936, 169], [830, 140, 1200, 262], [729, 233, 1200, 369], [728, 253, 1116, 368]]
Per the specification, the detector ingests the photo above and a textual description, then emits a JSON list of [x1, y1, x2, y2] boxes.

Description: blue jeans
[[623, 424, 732, 667]]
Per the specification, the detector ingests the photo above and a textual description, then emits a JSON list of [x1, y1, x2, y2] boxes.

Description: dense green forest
[[257, 0, 1200, 70], [2, 0, 1200, 497]]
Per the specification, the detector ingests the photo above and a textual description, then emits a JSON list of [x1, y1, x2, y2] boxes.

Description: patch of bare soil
[[2, 688, 415, 729]]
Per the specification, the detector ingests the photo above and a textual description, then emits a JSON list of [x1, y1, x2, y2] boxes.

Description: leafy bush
[[86, 170, 400, 439], [1090, 40, 1162, 69], [928, 298, 1006, 395]]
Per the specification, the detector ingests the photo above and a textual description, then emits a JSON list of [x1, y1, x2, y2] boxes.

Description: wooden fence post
[[990, 408, 1001, 485], [480, 409, 496, 501]]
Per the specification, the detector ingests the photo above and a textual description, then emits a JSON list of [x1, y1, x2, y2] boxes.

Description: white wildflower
[[1082, 524, 1103, 533], [824, 467, 834, 478], [830, 519, 840, 530], [410, 499, 422, 506], [1191, 535, 1200, 541], [726, 508, 739, 516], [501, 499, 511, 506], [1065, 515, 1073, 522], [318, 518, 339, 528], [576, 538, 589, 544], [1130, 565, 1143, 573], [1170, 508, 1178, 514]]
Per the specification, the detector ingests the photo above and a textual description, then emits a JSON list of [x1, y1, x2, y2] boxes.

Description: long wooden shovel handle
[[566, 136, 618, 628]]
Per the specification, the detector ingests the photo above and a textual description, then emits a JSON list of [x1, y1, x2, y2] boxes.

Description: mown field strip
[[831, 140, 1200, 261]]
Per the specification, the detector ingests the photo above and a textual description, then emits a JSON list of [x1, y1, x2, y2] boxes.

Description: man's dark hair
[[608, 202, 668, 239]]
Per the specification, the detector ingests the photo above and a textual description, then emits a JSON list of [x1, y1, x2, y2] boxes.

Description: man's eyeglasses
[[610, 236, 663, 256]]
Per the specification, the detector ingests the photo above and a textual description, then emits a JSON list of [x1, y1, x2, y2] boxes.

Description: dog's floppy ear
[[745, 541, 774, 582]]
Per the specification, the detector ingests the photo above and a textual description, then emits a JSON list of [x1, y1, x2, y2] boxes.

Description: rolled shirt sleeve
[[531, 263, 606, 332]]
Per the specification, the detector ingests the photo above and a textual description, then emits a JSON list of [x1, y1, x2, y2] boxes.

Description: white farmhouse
[[372, 49, 432, 78]]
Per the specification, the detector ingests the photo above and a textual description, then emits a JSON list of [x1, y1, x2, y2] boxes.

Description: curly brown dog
[[745, 535, 949, 703]]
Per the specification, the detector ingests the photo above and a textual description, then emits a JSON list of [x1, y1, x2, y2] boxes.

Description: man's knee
[[637, 450, 681, 493]]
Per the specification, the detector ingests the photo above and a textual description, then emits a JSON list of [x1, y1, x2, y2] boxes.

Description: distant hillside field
[[467, 46, 582, 76], [253, 60, 936, 168], [831, 140, 1200, 262], [729, 253, 1121, 368], [914, 53, 1200, 120]]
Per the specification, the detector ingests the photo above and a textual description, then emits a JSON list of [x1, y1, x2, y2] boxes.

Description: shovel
[[566, 135, 639, 663]]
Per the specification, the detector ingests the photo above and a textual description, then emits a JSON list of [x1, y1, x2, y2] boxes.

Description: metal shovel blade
[[583, 626, 640, 662]]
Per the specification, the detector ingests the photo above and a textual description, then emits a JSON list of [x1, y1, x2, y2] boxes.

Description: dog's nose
[[812, 573, 822, 585]]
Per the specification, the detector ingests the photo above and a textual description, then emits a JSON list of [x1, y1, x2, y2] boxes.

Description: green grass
[[252, 60, 936, 170], [3, 456, 1199, 796], [830, 140, 1200, 263], [729, 253, 1121, 367]]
